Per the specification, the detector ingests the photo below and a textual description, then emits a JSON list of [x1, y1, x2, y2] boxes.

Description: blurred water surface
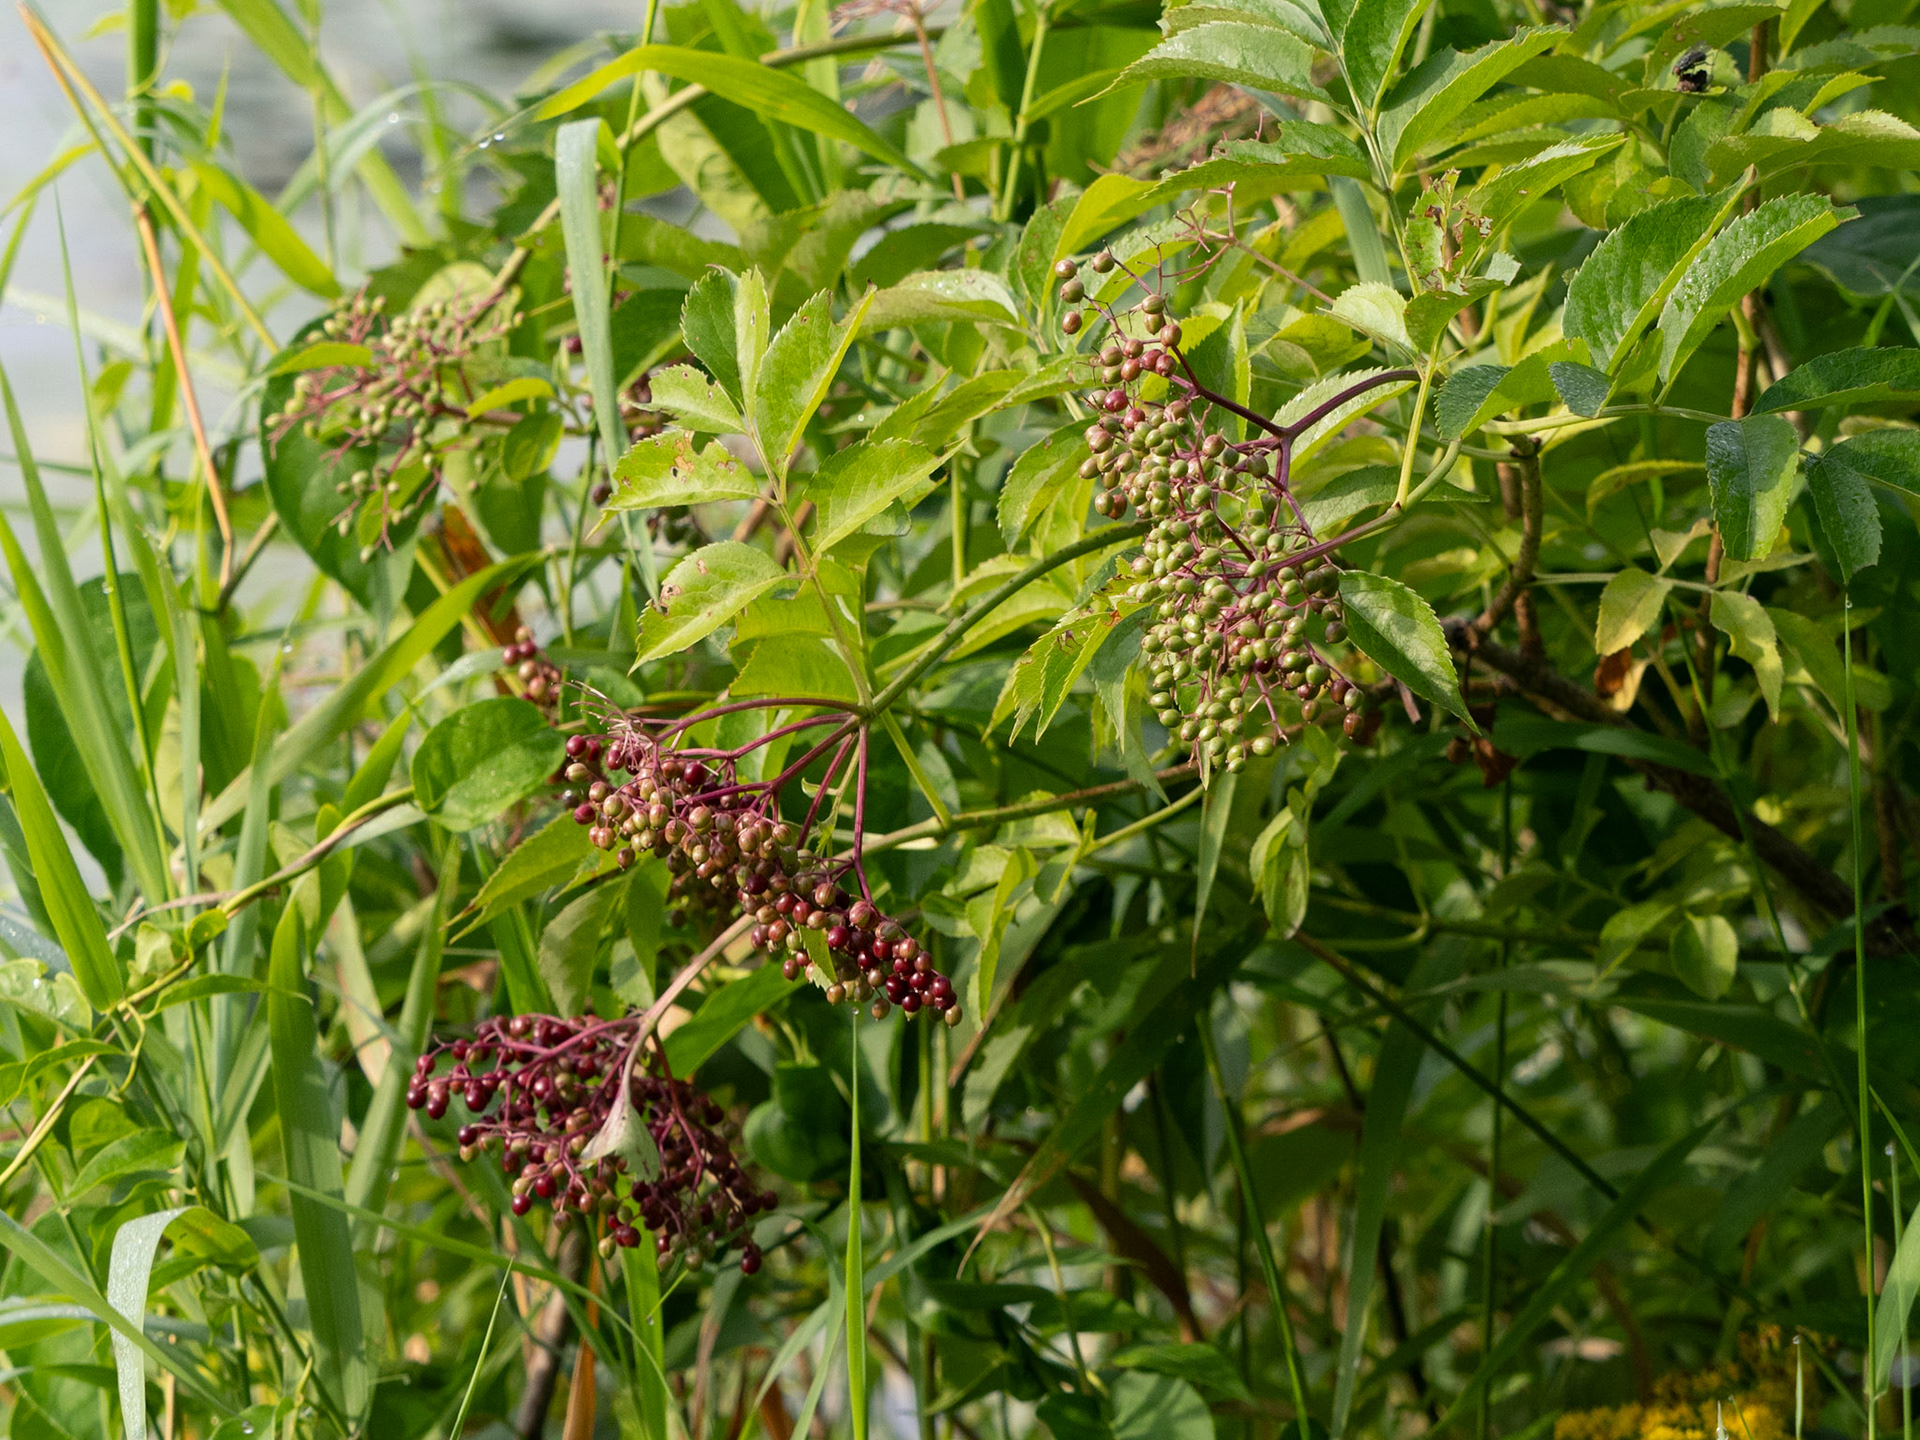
[[0, 0, 637, 513], [0, 0, 639, 730]]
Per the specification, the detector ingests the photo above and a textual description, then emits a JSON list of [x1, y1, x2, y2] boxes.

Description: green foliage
[[5, 0, 1920, 1437]]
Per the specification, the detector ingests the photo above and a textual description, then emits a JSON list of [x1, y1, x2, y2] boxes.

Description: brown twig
[[1065, 1171, 1203, 1342], [1470, 436, 1541, 644], [134, 203, 233, 587], [1445, 623, 1918, 955], [515, 1229, 591, 1440]]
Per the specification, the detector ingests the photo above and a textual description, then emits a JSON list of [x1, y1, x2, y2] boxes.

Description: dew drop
[[387, 112, 401, 124], [493, 133, 506, 142]]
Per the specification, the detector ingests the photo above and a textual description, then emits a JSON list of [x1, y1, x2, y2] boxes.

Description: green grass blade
[[208, 0, 430, 246], [0, 1209, 233, 1416], [1200, 1014, 1311, 1428], [1332, 949, 1461, 1436], [0, 704, 122, 1008], [556, 119, 657, 599], [846, 1006, 868, 1440], [968, 925, 1259, 1250], [343, 836, 453, 1222], [443, 1270, 513, 1440], [0, 361, 169, 903], [1431, 1121, 1717, 1435], [1331, 175, 1393, 288], [1845, 588, 1878, 1431], [218, 640, 286, 1079], [621, 1245, 672, 1440], [1192, 769, 1237, 958], [97, 471, 201, 893], [266, 909, 369, 1421], [106, 1207, 251, 1440]]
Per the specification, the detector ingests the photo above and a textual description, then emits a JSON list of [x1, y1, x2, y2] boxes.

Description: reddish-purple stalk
[[852, 727, 873, 903], [798, 734, 856, 850]]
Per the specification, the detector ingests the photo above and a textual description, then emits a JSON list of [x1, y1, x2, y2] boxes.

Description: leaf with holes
[[644, 364, 748, 435], [637, 542, 794, 662], [608, 431, 760, 513]]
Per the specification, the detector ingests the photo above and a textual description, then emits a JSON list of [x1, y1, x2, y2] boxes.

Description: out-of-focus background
[[0, 0, 639, 721], [0, 0, 633, 503]]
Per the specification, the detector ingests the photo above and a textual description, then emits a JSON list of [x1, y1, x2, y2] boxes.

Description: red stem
[[798, 734, 856, 851], [662, 695, 856, 735], [1280, 369, 1418, 440], [852, 728, 872, 902]]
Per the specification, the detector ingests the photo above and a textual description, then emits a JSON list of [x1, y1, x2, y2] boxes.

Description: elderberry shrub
[[408, 1016, 771, 1274], [1053, 252, 1392, 769], [557, 724, 962, 1027], [269, 289, 518, 558]]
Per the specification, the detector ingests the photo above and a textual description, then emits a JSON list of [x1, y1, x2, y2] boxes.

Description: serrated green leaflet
[[1338, 571, 1474, 726], [1755, 346, 1920, 412], [609, 430, 760, 512], [1564, 193, 1731, 373], [1659, 195, 1848, 383], [796, 438, 942, 553], [1806, 451, 1882, 581], [636, 541, 793, 660], [1705, 414, 1800, 561], [1378, 27, 1561, 162], [1110, 22, 1329, 105]]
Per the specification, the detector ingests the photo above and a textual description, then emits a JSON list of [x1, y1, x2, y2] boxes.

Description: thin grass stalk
[[1030, 1204, 1091, 1392], [846, 1006, 869, 1440], [126, 0, 158, 159], [21, 3, 276, 349], [995, 9, 1050, 222], [1895, 1149, 1912, 1440], [1848, 590, 1878, 1439], [1797, 1335, 1806, 1440], [58, 200, 176, 893], [1198, 1016, 1312, 1433], [134, 205, 234, 588], [1480, 775, 1513, 1440]]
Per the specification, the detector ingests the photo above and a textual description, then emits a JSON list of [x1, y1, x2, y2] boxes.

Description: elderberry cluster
[[1053, 252, 1385, 768], [558, 728, 963, 1026], [270, 289, 517, 557], [502, 625, 564, 709], [409, 1016, 770, 1273]]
